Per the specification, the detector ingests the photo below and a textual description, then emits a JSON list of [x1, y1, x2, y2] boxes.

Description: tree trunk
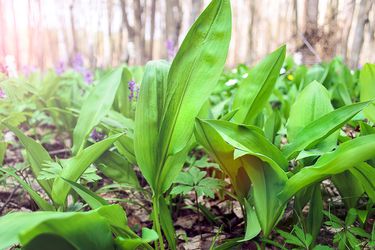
[[69, 0, 78, 55], [304, 0, 319, 45], [341, 0, 355, 63], [190, 0, 203, 25], [10, 0, 20, 69], [134, 0, 146, 64], [350, 0, 373, 68], [107, 0, 114, 65], [0, 0, 6, 60], [247, 0, 256, 63], [149, 0, 156, 60], [165, 0, 183, 59]]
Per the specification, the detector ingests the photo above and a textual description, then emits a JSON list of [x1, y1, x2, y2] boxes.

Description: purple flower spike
[[128, 80, 137, 101], [90, 128, 105, 142], [166, 39, 176, 60], [83, 69, 94, 84], [55, 61, 65, 75], [0, 89, 6, 99], [72, 53, 84, 71], [22, 65, 36, 77]]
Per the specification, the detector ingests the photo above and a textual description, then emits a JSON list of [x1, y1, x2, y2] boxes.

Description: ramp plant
[[1, 0, 375, 249]]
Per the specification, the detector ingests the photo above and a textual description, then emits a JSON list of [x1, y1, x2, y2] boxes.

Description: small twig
[[195, 190, 202, 239], [299, 33, 322, 63], [0, 186, 19, 214], [49, 148, 71, 156]]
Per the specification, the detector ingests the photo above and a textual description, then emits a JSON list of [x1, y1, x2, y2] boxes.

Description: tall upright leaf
[[195, 119, 288, 237], [232, 46, 286, 125], [135, 0, 232, 195], [4, 124, 53, 197], [52, 134, 122, 205], [282, 101, 370, 159], [359, 63, 375, 123], [134, 61, 170, 189], [287, 81, 334, 144], [72, 67, 126, 154], [280, 134, 375, 201]]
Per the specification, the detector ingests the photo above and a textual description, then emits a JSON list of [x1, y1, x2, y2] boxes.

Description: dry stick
[[49, 148, 71, 156], [0, 185, 19, 214], [195, 190, 202, 239], [299, 32, 322, 63]]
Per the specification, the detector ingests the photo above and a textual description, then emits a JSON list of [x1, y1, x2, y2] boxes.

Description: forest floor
[[1, 126, 373, 249]]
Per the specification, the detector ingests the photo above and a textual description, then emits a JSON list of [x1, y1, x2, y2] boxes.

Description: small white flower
[[293, 52, 303, 66], [225, 79, 238, 86], [5, 55, 18, 77]]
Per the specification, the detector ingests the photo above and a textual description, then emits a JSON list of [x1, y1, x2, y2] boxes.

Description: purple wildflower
[[22, 65, 36, 77], [166, 39, 176, 60], [83, 69, 94, 84], [55, 61, 66, 75], [90, 128, 105, 142], [0, 88, 6, 99], [128, 80, 137, 101], [72, 53, 84, 71]]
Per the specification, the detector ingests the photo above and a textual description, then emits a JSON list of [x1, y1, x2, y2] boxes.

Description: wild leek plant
[[133, 0, 231, 248], [195, 56, 375, 245]]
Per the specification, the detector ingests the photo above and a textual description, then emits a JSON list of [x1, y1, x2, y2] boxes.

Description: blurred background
[[0, 0, 374, 71]]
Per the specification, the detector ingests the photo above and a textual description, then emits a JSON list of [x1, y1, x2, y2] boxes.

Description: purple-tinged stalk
[[166, 39, 176, 60], [0, 89, 6, 99], [90, 128, 105, 142], [55, 61, 66, 75], [21, 65, 37, 78], [128, 80, 139, 102], [70, 53, 94, 84]]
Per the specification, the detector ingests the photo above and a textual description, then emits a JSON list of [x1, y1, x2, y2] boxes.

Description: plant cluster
[[0, 0, 374, 249]]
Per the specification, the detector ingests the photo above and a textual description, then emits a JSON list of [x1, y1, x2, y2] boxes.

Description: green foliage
[[324, 209, 372, 250], [1, 0, 375, 249], [171, 166, 225, 199]]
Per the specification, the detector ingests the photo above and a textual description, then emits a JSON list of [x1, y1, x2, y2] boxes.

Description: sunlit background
[[0, 0, 374, 71]]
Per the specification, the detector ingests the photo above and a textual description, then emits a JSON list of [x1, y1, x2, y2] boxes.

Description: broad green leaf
[[0, 141, 6, 164], [115, 134, 137, 165], [72, 67, 125, 154], [237, 151, 287, 237], [287, 81, 335, 146], [134, 61, 170, 189], [20, 212, 114, 250], [359, 64, 375, 122], [282, 101, 370, 159], [62, 178, 109, 209], [206, 120, 288, 170], [3, 123, 53, 197], [0, 168, 54, 211], [113, 68, 134, 118], [0, 204, 123, 250], [232, 45, 286, 124], [115, 228, 157, 250], [287, 81, 334, 243], [52, 134, 122, 205], [22, 234, 76, 250], [241, 200, 261, 241], [194, 119, 251, 198], [156, 0, 232, 193], [196, 119, 287, 236], [96, 151, 140, 188], [280, 134, 375, 202], [349, 162, 375, 202], [332, 171, 364, 208], [306, 184, 323, 243], [264, 110, 281, 144], [159, 197, 176, 249]]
